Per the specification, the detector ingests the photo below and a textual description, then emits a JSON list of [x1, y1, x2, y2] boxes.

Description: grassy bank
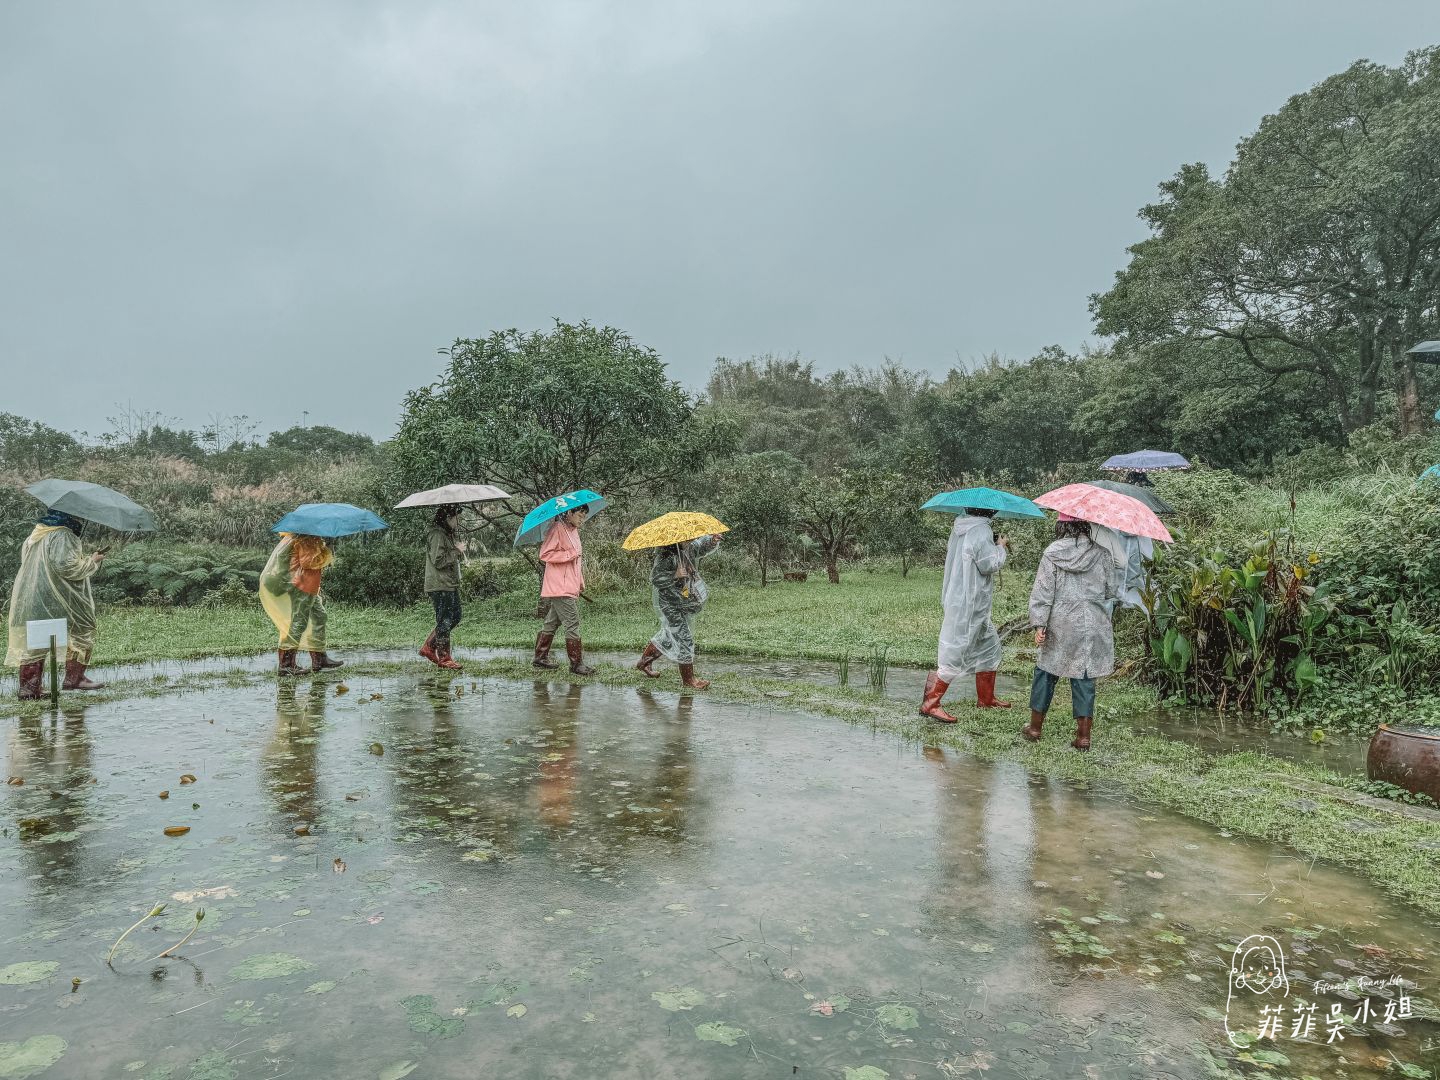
[[91, 567, 1031, 670]]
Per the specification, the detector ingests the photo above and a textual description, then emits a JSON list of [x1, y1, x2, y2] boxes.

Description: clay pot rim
[[1374, 723, 1440, 743]]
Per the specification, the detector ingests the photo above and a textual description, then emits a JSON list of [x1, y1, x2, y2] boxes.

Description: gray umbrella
[[1086, 479, 1174, 515], [25, 479, 157, 532]]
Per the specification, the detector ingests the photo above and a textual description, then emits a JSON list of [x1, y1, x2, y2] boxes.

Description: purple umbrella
[[1101, 450, 1190, 473]]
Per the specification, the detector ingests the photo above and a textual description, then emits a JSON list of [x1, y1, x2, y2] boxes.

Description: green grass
[[91, 568, 1030, 669]]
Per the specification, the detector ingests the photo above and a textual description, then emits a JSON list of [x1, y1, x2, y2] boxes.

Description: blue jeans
[[1029, 667, 1096, 718]]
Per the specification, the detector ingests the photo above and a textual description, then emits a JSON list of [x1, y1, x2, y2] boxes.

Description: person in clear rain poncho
[[6, 509, 108, 698], [259, 533, 344, 676], [920, 509, 1010, 722], [635, 534, 722, 689]]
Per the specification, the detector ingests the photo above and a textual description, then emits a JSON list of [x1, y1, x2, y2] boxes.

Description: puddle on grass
[[3, 676, 1435, 1079]]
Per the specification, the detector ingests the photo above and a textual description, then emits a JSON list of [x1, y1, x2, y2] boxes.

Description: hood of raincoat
[[951, 514, 994, 540], [1046, 537, 1109, 575]]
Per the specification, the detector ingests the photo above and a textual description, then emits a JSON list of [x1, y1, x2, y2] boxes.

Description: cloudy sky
[[2, 1, 1434, 439]]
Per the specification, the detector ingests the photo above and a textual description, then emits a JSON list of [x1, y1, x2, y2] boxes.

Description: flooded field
[[2, 672, 1434, 1079]]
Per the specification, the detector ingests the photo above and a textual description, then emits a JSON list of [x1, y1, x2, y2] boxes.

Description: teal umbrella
[[513, 489, 608, 547], [25, 479, 157, 532], [921, 487, 1044, 520]]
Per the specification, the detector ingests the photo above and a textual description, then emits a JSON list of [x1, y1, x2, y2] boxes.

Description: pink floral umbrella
[[1034, 483, 1173, 543]]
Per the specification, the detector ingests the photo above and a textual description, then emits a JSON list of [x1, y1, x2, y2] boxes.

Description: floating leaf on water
[[184, 1048, 238, 1080], [332, 859, 346, 873], [842, 1069, 890, 1080], [5, 776, 22, 786], [651, 988, 706, 1012], [157, 791, 169, 800], [179, 774, 197, 785], [377, 1064, 417, 1080], [367, 914, 384, 925], [694, 1022, 746, 1046], [293, 825, 310, 837], [0, 1034, 67, 1078], [400, 995, 463, 1038], [0, 961, 59, 985], [304, 981, 337, 995], [292, 909, 310, 917], [334, 684, 349, 696], [505, 1004, 527, 1019], [1145, 870, 1164, 879], [581, 1012, 598, 1023], [875, 1004, 919, 1031], [163, 826, 191, 837], [369, 743, 384, 756], [227, 953, 314, 982]]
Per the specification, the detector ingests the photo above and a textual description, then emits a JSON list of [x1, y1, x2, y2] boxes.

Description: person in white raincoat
[[920, 509, 1010, 722], [5, 509, 108, 698]]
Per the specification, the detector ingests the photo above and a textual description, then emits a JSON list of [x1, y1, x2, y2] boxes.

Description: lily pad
[[400, 995, 463, 1038], [378, 1065, 418, 1080], [651, 987, 706, 1012], [875, 1004, 919, 1031], [505, 1004, 527, 1019], [304, 981, 337, 995], [843, 1069, 890, 1080], [227, 953, 314, 982], [694, 1022, 746, 1046], [0, 1035, 67, 1078], [0, 962, 58, 986]]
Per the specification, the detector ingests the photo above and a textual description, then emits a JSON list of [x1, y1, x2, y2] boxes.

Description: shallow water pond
[[2, 674, 1435, 1079]]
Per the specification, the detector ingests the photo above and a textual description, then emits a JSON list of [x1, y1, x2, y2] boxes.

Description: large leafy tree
[[394, 321, 727, 505], [1093, 48, 1440, 434], [715, 451, 804, 586], [794, 468, 872, 584]]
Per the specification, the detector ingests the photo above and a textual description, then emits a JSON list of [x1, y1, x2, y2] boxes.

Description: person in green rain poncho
[[6, 510, 108, 698]]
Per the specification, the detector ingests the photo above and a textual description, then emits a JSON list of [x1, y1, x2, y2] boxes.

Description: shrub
[[93, 543, 266, 607], [460, 557, 532, 602], [323, 540, 424, 608]]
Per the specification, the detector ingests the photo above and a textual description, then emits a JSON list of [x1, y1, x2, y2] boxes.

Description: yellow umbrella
[[622, 511, 729, 551]]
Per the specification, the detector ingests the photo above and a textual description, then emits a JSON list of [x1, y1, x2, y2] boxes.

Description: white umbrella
[[394, 483, 511, 509]]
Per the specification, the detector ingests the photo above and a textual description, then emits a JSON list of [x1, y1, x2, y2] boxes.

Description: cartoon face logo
[[1224, 934, 1289, 1046]]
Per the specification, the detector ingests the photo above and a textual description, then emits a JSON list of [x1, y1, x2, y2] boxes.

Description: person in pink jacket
[[533, 504, 595, 675]]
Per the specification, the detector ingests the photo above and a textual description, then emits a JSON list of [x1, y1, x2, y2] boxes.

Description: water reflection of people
[[262, 680, 327, 830], [7, 704, 95, 885], [536, 683, 582, 828]]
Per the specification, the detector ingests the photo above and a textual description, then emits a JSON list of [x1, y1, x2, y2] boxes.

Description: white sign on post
[[26, 619, 68, 650]]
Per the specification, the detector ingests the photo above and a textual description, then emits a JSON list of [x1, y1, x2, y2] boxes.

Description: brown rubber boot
[[18, 660, 45, 700], [975, 670, 1012, 708], [679, 662, 710, 690], [63, 660, 105, 690], [309, 651, 344, 671], [1020, 710, 1045, 741], [419, 630, 440, 667], [919, 672, 957, 723], [277, 649, 302, 676], [566, 637, 595, 676], [435, 643, 462, 671], [1072, 716, 1092, 751], [635, 642, 662, 678], [533, 631, 560, 669]]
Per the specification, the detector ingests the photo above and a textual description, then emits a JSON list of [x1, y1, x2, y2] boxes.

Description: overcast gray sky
[[2, 2, 1435, 440]]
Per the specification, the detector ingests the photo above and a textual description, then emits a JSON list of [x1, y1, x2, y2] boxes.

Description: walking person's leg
[[1069, 677, 1096, 750], [435, 591, 462, 669], [558, 598, 594, 676], [1021, 668, 1057, 741], [534, 600, 561, 668]]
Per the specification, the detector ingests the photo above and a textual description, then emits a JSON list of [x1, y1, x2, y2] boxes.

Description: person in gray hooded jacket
[[1020, 514, 1119, 750]]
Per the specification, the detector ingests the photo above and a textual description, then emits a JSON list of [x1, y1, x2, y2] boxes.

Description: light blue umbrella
[[1420, 464, 1440, 484], [1102, 450, 1190, 472], [272, 503, 388, 537], [513, 489, 609, 547], [921, 487, 1044, 520]]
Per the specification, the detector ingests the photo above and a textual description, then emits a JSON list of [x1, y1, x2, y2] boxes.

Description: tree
[[863, 470, 940, 577], [394, 321, 728, 505], [267, 425, 375, 457], [0, 413, 81, 474], [1093, 49, 1440, 435], [716, 452, 803, 586], [794, 469, 870, 584]]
